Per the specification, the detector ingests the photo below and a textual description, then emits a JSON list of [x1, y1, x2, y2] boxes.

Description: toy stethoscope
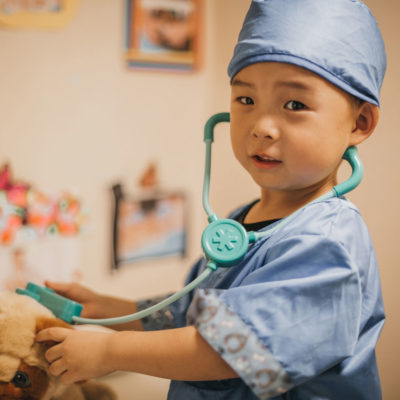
[[17, 112, 364, 325]]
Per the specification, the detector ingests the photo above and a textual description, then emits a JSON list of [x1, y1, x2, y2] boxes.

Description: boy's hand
[[45, 281, 103, 319], [45, 281, 142, 331], [36, 328, 115, 384]]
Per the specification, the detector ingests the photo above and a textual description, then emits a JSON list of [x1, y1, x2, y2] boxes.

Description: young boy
[[36, 1, 386, 399]]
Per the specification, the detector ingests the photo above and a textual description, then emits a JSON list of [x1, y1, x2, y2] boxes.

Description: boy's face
[[230, 62, 359, 195]]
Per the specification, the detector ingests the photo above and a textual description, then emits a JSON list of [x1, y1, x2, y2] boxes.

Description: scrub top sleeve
[[137, 293, 177, 330], [138, 256, 208, 331], [187, 289, 293, 399], [167, 257, 209, 328], [188, 233, 363, 398]]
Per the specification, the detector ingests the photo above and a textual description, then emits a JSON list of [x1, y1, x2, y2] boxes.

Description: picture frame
[[125, 0, 202, 72], [111, 184, 188, 270], [0, 0, 79, 30]]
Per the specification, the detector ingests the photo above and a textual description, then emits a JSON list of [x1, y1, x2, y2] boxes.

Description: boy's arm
[[36, 326, 238, 385], [111, 326, 238, 380]]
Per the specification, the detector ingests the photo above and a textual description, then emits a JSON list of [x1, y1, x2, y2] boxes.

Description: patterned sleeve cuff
[[136, 294, 176, 331], [187, 289, 293, 399]]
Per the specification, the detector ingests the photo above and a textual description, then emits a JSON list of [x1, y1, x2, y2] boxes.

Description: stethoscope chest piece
[[201, 219, 249, 268]]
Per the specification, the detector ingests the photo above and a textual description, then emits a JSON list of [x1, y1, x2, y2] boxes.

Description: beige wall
[[359, 1, 400, 398], [1, 0, 398, 399]]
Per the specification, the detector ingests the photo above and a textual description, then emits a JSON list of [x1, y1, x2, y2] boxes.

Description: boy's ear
[[350, 102, 380, 146]]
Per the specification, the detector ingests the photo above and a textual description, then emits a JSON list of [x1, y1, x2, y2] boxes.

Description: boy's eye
[[285, 100, 307, 111], [238, 96, 254, 105]]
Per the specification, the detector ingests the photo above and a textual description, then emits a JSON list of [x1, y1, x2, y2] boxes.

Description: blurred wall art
[[125, 0, 202, 71], [111, 184, 187, 270], [0, 0, 79, 30], [0, 164, 88, 291]]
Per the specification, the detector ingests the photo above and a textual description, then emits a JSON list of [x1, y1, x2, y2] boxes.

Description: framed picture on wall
[[111, 184, 188, 270], [125, 0, 202, 72], [0, 0, 79, 29]]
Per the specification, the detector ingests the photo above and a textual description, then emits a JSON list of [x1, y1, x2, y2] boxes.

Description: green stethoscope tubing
[[72, 112, 363, 325], [73, 268, 213, 325]]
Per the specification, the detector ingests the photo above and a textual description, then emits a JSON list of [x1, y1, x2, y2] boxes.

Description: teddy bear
[[0, 291, 118, 400]]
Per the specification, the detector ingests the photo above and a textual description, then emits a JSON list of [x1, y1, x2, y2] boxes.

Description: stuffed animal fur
[[0, 292, 117, 400]]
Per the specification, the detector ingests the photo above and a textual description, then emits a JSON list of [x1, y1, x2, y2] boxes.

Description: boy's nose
[[251, 117, 279, 140]]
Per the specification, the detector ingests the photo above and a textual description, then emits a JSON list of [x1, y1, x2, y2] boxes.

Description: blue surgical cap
[[228, 0, 386, 106]]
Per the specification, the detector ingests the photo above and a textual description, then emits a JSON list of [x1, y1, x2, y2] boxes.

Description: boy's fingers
[[48, 357, 68, 377], [45, 344, 63, 363], [36, 327, 69, 343], [45, 281, 71, 295], [60, 371, 77, 385]]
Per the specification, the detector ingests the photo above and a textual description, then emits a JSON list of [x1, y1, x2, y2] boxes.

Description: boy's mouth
[[251, 154, 282, 169]]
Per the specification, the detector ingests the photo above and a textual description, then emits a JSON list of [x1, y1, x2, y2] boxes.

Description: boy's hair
[[228, 0, 386, 106], [351, 96, 365, 109]]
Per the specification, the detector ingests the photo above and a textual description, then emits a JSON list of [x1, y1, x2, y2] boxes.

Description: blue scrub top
[[139, 197, 385, 399]]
